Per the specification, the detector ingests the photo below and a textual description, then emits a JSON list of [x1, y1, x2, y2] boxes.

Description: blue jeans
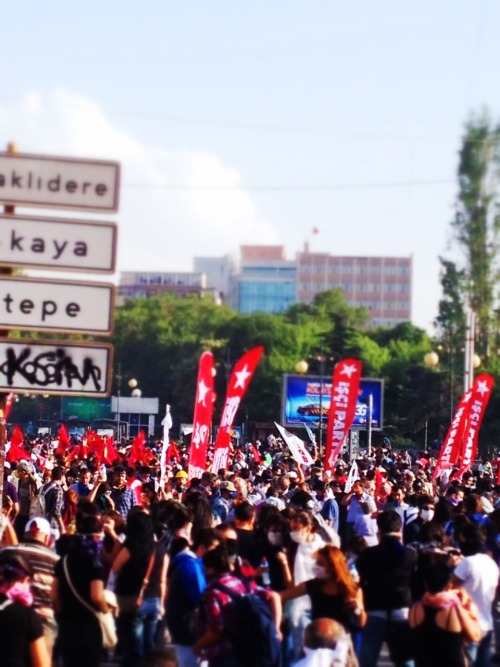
[[360, 615, 414, 667], [466, 631, 492, 667], [118, 597, 161, 667]]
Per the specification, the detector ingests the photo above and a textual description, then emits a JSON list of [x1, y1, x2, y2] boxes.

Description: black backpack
[[213, 581, 281, 667]]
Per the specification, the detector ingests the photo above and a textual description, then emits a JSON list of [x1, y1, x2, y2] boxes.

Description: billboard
[[281, 374, 383, 430]]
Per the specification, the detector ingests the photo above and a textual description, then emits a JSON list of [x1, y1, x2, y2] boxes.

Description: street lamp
[[115, 364, 140, 441]]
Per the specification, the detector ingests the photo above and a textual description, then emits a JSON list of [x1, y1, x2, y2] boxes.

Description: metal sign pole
[[0, 142, 17, 497]]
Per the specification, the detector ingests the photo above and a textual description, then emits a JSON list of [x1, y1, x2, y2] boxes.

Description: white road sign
[[0, 339, 113, 396], [0, 214, 117, 273], [0, 277, 114, 334], [0, 152, 120, 212]]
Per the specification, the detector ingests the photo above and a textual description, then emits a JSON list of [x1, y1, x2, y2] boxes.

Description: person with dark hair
[[356, 509, 418, 667], [0, 550, 51, 666], [233, 500, 262, 568], [194, 542, 282, 667], [51, 509, 110, 667], [410, 556, 481, 666], [166, 528, 219, 666], [403, 494, 436, 544], [111, 466, 139, 519], [112, 509, 164, 667], [453, 522, 500, 667]]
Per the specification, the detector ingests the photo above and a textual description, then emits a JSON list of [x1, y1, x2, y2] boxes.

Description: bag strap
[[0, 599, 12, 612], [62, 556, 98, 617]]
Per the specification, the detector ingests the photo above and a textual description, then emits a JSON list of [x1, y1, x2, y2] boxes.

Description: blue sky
[[1, 1, 498, 330]]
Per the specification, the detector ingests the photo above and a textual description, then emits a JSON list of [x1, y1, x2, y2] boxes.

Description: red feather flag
[[212, 346, 263, 472], [325, 358, 362, 472]]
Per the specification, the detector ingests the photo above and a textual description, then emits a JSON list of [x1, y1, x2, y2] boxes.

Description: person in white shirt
[[453, 522, 500, 667]]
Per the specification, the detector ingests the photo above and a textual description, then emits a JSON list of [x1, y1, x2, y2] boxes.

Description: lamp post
[[295, 352, 338, 454], [115, 364, 140, 441]]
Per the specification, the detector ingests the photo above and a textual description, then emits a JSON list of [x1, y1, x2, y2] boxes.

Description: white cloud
[[0, 90, 278, 273]]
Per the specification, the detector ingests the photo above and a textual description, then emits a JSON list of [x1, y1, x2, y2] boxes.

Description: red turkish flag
[[325, 358, 362, 472], [166, 441, 180, 463], [212, 346, 264, 471], [188, 352, 215, 479], [454, 374, 494, 479], [433, 389, 473, 481], [127, 431, 146, 465], [7, 425, 31, 463]]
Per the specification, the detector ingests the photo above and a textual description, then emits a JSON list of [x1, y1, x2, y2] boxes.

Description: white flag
[[344, 460, 360, 493], [160, 405, 173, 484], [274, 422, 314, 467]]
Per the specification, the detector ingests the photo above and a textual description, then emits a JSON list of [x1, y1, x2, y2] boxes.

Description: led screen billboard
[[281, 374, 383, 430]]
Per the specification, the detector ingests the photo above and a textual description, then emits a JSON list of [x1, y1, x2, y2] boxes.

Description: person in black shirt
[[0, 550, 50, 667], [357, 509, 417, 667]]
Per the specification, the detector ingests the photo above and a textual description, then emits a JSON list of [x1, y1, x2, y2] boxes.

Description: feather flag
[[188, 352, 215, 479], [212, 346, 263, 472], [325, 358, 362, 472]]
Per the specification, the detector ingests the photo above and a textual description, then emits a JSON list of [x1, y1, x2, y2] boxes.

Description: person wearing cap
[[2, 516, 59, 656], [174, 470, 189, 497], [211, 481, 236, 522]]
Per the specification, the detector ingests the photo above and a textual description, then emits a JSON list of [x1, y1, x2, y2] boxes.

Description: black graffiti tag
[[0, 346, 102, 390]]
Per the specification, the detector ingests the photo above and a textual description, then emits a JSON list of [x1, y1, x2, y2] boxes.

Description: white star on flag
[[197, 379, 210, 405], [234, 364, 252, 389], [476, 380, 490, 396], [340, 363, 357, 378]]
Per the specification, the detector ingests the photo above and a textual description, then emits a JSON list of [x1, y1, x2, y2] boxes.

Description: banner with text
[[188, 352, 214, 479], [325, 358, 362, 472], [454, 374, 494, 479], [433, 389, 473, 480], [275, 422, 314, 467], [212, 346, 263, 471]]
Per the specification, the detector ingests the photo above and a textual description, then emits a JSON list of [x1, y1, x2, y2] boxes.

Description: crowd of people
[[0, 432, 500, 667]]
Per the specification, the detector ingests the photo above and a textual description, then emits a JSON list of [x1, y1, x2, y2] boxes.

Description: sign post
[[0, 144, 120, 495]]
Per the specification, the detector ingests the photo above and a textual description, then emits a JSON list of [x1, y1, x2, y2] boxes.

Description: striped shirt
[[1, 541, 59, 624]]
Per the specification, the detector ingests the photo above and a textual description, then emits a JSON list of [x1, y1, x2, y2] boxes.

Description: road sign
[[0, 277, 115, 334], [0, 214, 117, 273], [0, 152, 120, 212], [0, 339, 113, 396]]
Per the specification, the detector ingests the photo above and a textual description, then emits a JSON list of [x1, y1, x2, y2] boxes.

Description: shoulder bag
[[62, 556, 117, 649]]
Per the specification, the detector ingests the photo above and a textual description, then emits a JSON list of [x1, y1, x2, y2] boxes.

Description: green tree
[[451, 112, 500, 357]]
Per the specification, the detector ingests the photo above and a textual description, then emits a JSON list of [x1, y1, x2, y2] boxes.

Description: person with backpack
[[194, 541, 282, 667]]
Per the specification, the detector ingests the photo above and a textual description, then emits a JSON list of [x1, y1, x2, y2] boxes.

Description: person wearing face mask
[[286, 511, 326, 661], [403, 495, 436, 544], [281, 545, 366, 636], [259, 515, 292, 592]]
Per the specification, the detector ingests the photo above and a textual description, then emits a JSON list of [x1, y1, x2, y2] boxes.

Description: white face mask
[[268, 532, 283, 546], [290, 530, 308, 544], [421, 508, 435, 522], [312, 564, 328, 579]]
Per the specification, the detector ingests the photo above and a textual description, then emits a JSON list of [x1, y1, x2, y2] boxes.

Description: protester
[[0, 550, 51, 667]]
